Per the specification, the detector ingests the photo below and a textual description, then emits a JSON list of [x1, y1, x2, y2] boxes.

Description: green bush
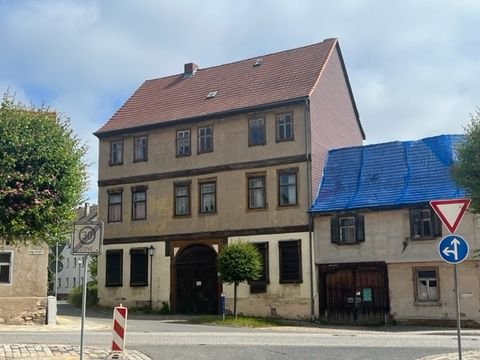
[[68, 282, 98, 307]]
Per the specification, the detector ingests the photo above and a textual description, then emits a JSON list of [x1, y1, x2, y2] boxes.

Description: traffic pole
[[454, 264, 462, 360], [80, 254, 88, 360], [112, 304, 128, 352]]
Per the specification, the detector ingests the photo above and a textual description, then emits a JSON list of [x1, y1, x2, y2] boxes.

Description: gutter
[[304, 98, 316, 321]]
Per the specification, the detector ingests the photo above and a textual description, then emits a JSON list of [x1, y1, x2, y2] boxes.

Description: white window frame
[[0, 251, 13, 285], [415, 267, 439, 303]]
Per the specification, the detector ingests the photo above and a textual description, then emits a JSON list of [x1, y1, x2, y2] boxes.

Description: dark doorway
[[319, 262, 389, 324], [176, 245, 218, 314]]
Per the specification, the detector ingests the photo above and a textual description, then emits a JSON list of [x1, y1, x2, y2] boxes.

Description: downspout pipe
[[304, 98, 315, 321]]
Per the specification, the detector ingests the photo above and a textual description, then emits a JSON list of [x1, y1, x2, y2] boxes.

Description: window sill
[[173, 214, 192, 219], [133, 159, 147, 163], [130, 283, 148, 287], [176, 154, 191, 158], [246, 207, 268, 212], [199, 212, 217, 216], [108, 162, 123, 166], [107, 220, 123, 224], [276, 138, 294, 143], [105, 284, 123, 288], [279, 280, 303, 284], [277, 204, 298, 210], [414, 301, 441, 306], [333, 242, 362, 246], [411, 236, 439, 241]]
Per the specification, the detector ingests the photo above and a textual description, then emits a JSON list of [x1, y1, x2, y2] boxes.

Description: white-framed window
[[176, 129, 191, 156], [199, 181, 216, 214], [174, 182, 191, 216], [330, 215, 365, 244], [247, 175, 266, 209], [276, 113, 294, 141], [415, 268, 439, 302], [248, 117, 266, 146], [134, 136, 148, 162], [110, 140, 123, 165], [0, 251, 13, 284], [278, 169, 297, 206], [198, 126, 213, 153]]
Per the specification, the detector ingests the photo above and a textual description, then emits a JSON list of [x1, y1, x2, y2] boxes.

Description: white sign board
[[71, 221, 103, 255]]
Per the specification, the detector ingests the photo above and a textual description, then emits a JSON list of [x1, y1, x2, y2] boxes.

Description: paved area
[[0, 344, 150, 359], [0, 304, 479, 359], [419, 350, 480, 359]]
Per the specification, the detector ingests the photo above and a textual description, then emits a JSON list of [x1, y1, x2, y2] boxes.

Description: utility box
[[47, 296, 57, 325]]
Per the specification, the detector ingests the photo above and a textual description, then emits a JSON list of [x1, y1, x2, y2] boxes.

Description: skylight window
[[206, 91, 218, 99], [253, 58, 263, 67]]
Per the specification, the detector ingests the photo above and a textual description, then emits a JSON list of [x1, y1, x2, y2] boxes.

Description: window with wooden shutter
[[279, 240, 302, 283], [410, 208, 441, 239], [105, 250, 123, 287], [130, 248, 148, 286], [331, 215, 365, 244]]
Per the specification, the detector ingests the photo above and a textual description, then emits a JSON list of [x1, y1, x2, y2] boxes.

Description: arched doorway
[[175, 245, 218, 314]]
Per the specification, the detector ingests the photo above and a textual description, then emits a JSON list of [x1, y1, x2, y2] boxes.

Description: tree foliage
[[0, 93, 88, 245], [217, 242, 262, 317], [452, 109, 480, 214]]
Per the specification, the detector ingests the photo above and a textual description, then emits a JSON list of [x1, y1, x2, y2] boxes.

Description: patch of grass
[[189, 315, 283, 328]]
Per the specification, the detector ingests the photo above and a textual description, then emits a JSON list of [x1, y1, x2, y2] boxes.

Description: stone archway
[[175, 245, 218, 314]]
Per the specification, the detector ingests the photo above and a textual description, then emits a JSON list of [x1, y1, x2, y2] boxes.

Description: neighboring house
[[0, 242, 48, 324], [311, 135, 480, 325], [52, 203, 97, 299], [94, 39, 364, 319]]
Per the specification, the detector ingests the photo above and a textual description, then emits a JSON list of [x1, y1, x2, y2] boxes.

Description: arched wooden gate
[[175, 245, 218, 314]]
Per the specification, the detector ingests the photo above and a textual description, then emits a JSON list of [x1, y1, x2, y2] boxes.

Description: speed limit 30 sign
[[71, 221, 104, 255]]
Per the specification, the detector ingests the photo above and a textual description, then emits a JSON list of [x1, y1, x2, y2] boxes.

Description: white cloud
[[1, 0, 479, 201]]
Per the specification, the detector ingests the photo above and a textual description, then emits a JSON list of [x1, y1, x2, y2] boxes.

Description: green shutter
[[356, 215, 365, 242], [330, 217, 339, 244]]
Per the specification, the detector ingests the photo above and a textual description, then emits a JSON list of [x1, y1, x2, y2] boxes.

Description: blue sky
[[1, 0, 479, 203]]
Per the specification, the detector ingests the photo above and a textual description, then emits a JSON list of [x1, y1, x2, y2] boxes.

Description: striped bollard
[[112, 304, 128, 352]]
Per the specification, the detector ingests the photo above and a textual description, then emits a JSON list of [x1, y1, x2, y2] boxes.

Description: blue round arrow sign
[[438, 235, 469, 264]]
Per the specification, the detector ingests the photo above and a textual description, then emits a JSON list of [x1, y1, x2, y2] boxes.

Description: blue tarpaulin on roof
[[310, 134, 466, 213]]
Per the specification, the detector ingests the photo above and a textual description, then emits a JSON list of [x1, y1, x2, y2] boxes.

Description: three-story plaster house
[[95, 39, 364, 319]]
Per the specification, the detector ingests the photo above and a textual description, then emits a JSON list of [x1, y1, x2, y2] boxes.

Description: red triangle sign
[[429, 198, 471, 234]]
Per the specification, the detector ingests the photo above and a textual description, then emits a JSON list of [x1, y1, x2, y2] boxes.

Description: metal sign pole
[[454, 264, 462, 360], [55, 242, 59, 299], [80, 254, 89, 360]]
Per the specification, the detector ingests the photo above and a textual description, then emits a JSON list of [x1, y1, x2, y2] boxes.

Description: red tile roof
[[96, 39, 338, 136]]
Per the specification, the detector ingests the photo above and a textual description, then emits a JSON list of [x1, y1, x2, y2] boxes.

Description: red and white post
[[112, 304, 128, 352]]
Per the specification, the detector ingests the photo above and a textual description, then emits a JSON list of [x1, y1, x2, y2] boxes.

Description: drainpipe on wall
[[304, 98, 316, 321]]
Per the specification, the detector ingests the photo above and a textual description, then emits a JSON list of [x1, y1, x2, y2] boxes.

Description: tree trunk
[[234, 282, 238, 319]]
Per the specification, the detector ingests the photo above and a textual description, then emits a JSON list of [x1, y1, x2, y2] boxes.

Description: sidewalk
[[0, 344, 150, 359]]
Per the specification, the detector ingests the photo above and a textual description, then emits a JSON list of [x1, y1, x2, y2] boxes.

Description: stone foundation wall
[[0, 297, 46, 325]]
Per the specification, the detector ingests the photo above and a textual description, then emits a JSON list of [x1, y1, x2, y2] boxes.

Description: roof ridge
[[143, 38, 338, 83]]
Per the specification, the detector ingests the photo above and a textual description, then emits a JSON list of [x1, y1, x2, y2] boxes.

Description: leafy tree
[[88, 255, 98, 283], [0, 93, 88, 245], [217, 242, 262, 318], [453, 109, 480, 258]]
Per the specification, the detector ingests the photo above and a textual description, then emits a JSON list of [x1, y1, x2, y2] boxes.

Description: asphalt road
[[0, 303, 478, 360]]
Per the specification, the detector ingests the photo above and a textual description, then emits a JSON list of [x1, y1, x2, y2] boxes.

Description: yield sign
[[429, 198, 471, 234]]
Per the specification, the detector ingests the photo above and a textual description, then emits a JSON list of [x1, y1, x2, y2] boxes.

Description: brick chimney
[[184, 63, 199, 78]]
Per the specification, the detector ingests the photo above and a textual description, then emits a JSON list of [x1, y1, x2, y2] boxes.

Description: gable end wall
[[309, 47, 364, 194]]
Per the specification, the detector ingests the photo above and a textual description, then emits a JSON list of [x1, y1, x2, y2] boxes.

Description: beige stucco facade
[[314, 209, 480, 324], [227, 232, 316, 320], [98, 241, 171, 309], [0, 243, 48, 324], [96, 104, 314, 317]]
